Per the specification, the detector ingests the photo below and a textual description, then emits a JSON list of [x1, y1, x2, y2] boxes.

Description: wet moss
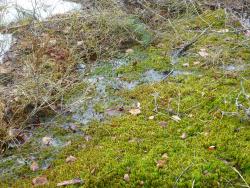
[[188, 9, 227, 29], [63, 83, 87, 103], [4, 72, 250, 187], [116, 47, 171, 82], [93, 103, 105, 113]]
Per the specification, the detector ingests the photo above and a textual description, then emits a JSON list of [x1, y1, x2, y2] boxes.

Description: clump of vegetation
[[0, 3, 155, 151]]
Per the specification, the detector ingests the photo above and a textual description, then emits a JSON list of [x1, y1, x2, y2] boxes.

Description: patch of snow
[[222, 64, 246, 72], [0, 0, 81, 63], [0, 33, 13, 63], [142, 70, 166, 82], [0, 0, 82, 24]]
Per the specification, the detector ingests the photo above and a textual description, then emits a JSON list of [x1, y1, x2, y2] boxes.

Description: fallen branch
[[173, 162, 194, 188], [231, 167, 250, 188], [171, 27, 209, 64]]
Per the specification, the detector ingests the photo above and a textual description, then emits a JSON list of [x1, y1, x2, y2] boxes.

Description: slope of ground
[[1, 9, 250, 187]]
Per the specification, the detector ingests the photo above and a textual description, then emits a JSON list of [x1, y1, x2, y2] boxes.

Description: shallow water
[[142, 69, 167, 82], [70, 59, 198, 125], [172, 70, 194, 76], [70, 60, 136, 124], [221, 64, 246, 72]]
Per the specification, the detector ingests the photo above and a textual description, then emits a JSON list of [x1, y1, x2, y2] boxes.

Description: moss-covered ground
[[1, 9, 250, 187]]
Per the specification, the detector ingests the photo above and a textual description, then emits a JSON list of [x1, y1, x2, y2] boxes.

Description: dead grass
[[0, 3, 153, 151]]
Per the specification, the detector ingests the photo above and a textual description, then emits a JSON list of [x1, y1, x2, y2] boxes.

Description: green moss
[[90, 62, 115, 77], [188, 9, 227, 29], [4, 70, 250, 187], [116, 47, 171, 81], [236, 49, 250, 61], [63, 83, 87, 102], [93, 103, 105, 113]]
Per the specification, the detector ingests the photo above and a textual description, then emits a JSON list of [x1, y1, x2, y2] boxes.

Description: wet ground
[[2, 49, 249, 179], [0, 0, 249, 182], [0, 49, 201, 179]]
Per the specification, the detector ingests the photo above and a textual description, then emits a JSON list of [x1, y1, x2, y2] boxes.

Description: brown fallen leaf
[[171, 115, 181, 122], [139, 180, 144, 186], [84, 135, 92, 142], [161, 153, 168, 160], [66, 155, 77, 163], [208, 146, 216, 151], [90, 168, 96, 174], [193, 61, 201, 65], [157, 160, 166, 168], [42, 136, 53, 146], [181, 132, 188, 140], [56, 178, 83, 187], [204, 132, 209, 137], [198, 48, 209, 57], [77, 41, 84, 46], [17, 132, 30, 144], [245, 30, 250, 37], [136, 102, 141, 109], [32, 176, 48, 186], [30, 161, 39, 172], [148, 116, 155, 120], [217, 29, 229, 33], [159, 121, 167, 128], [129, 109, 141, 116], [126, 49, 134, 54], [124, 174, 130, 182], [49, 39, 57, 46]]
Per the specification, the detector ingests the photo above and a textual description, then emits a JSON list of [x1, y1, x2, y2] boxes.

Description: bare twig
[[171, 26, 209, 64], [192, 179, 195, 188], [152, 92, 159, 113], [174, 162, 194, 188], [231, 167, 250, 188]]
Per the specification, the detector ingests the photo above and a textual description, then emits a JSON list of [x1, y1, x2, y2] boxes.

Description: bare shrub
[[0, 3, 154, 151]]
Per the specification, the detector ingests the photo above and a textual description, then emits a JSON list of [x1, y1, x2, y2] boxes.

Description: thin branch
[[174, 162, 194, 188], [231, 167, 250, 188]]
